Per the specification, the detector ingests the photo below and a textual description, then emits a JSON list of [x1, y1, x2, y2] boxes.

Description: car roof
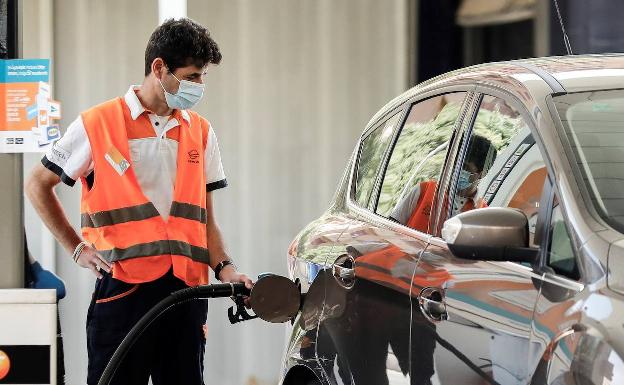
[[367, 54, 624, 129]]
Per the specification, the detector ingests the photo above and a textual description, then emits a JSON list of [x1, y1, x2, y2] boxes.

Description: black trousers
[[86, 270, 208, 385]]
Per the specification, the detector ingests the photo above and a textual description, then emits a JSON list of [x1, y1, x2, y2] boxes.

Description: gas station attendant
[[25, 18, 253, 385]]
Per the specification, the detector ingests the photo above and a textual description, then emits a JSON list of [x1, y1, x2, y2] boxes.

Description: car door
[[413, 92, 550, 385], [526, 179, 588, 385], [314, 91, 471, 385], [528, 89, 623, 384]]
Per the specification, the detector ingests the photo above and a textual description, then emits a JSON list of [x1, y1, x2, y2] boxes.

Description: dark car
[[278, 55, 624, 385]]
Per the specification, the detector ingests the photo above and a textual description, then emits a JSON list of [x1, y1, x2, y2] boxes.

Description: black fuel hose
[[97, 282, 250, 385]]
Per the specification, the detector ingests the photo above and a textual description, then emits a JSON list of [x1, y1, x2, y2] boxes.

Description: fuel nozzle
[[228, 295, 258, 324], [228, 273, 301, 324]]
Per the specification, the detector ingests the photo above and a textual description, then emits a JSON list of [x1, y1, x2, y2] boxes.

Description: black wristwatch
[[214, 260, 235, 281]]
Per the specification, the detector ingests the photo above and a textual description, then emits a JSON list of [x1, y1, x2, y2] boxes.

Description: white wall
[[188, 1, 408, 383], [22, 1, 408, 384]]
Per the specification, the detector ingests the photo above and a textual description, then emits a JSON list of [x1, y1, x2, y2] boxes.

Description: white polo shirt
[[42, 85, 227, 220]]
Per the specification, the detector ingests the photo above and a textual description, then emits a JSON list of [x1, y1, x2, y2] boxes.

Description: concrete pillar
[[0, 153, 23, 288]]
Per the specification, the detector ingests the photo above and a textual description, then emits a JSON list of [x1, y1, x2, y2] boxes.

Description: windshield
[[553, 89, 624, 231]]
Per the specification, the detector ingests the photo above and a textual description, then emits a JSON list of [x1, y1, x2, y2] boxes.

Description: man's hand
[[76, 245, 112, 279], [219, 265, 253, 308], [218, 265, 253, 289]]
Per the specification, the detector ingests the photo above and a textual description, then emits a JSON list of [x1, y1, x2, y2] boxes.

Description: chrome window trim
[[347, 198, 433, 245], [541, 271, 586, 292], [346, 85, 475, 240], [350, 107, 407, 207], [366, 109, 409, 211], [430, 91, 481, 235]]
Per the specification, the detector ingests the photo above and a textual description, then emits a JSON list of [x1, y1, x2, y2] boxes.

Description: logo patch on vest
[[187, 149, 200, 164], [105, 146, 130, 176]]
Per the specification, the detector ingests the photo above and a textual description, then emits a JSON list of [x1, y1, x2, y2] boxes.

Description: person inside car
[[390, 134, 497, 232]]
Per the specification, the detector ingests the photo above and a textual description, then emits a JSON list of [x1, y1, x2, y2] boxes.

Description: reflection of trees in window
[[472, 99, 523, 152], [354, 114, 398, 207], [377, 102, 461, 216]]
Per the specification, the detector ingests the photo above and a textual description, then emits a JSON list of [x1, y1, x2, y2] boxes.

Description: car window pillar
[[430, 92, 482, 237]]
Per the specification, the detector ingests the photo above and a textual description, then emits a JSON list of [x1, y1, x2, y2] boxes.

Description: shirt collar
[[124, 85, 191, 124], [452, 195, 477, 212]]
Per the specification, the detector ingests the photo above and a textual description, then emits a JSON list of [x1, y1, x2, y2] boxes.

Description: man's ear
[[151, 58, 166, 80]]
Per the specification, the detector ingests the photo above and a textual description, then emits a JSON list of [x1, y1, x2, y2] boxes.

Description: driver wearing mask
[[390, 134, 496, 232]]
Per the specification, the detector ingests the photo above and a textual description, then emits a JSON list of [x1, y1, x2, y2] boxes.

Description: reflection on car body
[[279, 55, 624, 385]]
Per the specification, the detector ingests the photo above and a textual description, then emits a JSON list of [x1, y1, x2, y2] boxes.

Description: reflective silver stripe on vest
[[81, 203, 160, 228], [98, 240, 209, 264], [169, 201, 207, 224]]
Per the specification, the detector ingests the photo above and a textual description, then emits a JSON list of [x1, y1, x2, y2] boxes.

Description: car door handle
[[332, 254, 355, 288], [418, 287, 448, 322]]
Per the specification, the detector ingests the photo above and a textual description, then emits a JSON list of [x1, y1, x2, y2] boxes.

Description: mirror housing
[[441, 207, 538, 263]]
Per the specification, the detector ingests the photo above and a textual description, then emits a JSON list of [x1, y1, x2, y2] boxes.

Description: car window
[[548, 198, 580, 280], [449, 94, 547, 245], [354, 112, 402, 207], [553, 90, 624, 234], [375, 92, 467, 234]]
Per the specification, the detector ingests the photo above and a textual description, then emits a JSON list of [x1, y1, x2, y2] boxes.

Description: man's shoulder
[[186, 110, 210, 127], [185, 111, 211, 142], [83, 97, 124, 116], [80, 98, 126, 134]]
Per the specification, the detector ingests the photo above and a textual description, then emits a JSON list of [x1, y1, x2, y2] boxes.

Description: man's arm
[[25, 163, 111, 277], [205, 191, 252, 289], [389, 184, 422, 225]]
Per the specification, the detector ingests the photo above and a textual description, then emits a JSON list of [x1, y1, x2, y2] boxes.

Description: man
[[26, 18, 252, 385], [390, 134, 496, 232]]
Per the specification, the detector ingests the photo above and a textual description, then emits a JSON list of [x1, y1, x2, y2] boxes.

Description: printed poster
[[0, 59, 61, 153]]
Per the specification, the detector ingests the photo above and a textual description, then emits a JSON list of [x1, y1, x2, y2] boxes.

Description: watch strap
[[214, 260, 235, 281]]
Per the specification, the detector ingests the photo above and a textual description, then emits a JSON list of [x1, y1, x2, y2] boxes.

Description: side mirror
[[441, 207, 538, 263]]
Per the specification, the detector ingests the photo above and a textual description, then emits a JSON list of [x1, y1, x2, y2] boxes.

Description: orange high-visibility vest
[[355, 245, 413, 294], [79, 98, 210, 286], [355, 244, 453, 294], [405, 181, 484, 232], [406, 181, 438, 232]]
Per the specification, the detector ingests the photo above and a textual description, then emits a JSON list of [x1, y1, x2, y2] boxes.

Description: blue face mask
[[457, 169, 474, 191], [159, 70, 205, 110]]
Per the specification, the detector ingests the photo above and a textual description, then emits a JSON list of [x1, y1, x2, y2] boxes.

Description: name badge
[[104, 146, 130, 176]]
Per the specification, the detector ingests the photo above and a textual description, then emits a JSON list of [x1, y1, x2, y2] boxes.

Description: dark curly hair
[[144, 18, 222, 76], [466, 134, 497, 172]]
